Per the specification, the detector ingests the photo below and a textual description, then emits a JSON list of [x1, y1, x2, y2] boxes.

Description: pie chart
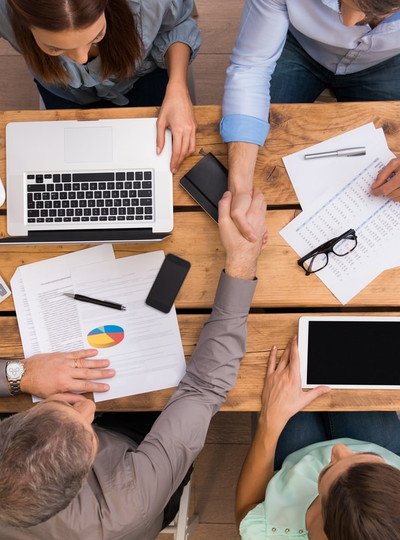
[[87, 325, 125, 348]]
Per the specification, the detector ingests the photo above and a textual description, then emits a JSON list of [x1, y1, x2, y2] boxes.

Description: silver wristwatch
[[6, 361, 25, 396]]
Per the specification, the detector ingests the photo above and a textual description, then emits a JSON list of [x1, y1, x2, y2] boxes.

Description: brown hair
[[0, 405, 95, 527], [322, 462, 400, 540], [355, 0, 400, 16], [7, 0, 142, 85]]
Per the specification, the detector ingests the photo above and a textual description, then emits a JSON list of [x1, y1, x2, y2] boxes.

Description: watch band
[[9, 379, 21, 396]]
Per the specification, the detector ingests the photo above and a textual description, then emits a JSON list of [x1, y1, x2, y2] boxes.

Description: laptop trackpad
[[64, 127, 113, 163]]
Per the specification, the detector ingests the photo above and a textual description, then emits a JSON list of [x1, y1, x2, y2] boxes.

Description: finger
[[156, 120, 166, 155], [248, 190, 267, 217], [302, 385, 331, 407], [276, 339, 291, 372], [217, 191, 232, 224], [371, 158, 400, 189], [75, 359, 111, 369], [289, 335, 300, 376], [177, 132, 191, 169], [267, 345, 278, 375], [69, 349, 98, 360], [371, 173, 400, 197], [231, 212, 257, 242], [189, 127, 196, 155], [170, 133, 183, 173], [388, 186, 400, 199], [68, 379, 111, 393], [73, 368, 115, 380], [44, 392, 89, 404]]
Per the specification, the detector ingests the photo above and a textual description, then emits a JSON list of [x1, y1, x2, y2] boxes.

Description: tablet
[[298, 316, 400, 389]]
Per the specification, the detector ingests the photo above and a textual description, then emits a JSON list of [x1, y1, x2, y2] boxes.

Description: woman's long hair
[[7, 0, 142, 85]]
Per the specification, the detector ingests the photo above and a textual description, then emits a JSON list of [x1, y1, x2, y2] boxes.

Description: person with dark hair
[[221, 0, 400, 242], [0, 188, 268, 539], [235, 337, 400, 539], [1, 0, 201, 172]]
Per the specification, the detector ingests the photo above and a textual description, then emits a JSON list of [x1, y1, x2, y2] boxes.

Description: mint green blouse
[[240, 437, 400, 540]]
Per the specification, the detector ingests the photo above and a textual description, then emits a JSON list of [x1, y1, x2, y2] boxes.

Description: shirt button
[[272, 528, 276, 532], [285, 529, 290, 533], [299, 530, 304, 534]]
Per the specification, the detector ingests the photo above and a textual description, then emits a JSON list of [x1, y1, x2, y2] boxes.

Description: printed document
[[70, 251, 186, 402], [281, 156, 400, 304], [11, 247, 186, 402], [283, 123, 390, 209]]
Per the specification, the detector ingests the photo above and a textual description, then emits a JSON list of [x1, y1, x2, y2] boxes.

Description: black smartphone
[[145, 254, 191, 313]]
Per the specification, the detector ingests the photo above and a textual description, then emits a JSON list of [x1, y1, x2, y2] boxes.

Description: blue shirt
[[0, 0, 201, 105], [221, 0, 400, 146], [239, 437, 400, 540]]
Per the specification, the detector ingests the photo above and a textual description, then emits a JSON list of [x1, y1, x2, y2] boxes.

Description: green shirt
[[240, 437, 400, 539]]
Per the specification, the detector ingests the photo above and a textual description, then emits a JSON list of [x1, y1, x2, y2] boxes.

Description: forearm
[[235, 419, 282, 527], [165, 42, 191, 91], [228, 141, 259, 195], [133, 272, 256, 516]]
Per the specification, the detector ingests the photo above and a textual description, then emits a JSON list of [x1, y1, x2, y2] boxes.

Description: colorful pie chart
[[87, 325, 125, 348]]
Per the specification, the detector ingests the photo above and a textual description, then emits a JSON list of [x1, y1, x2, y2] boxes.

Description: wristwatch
[[6, 361, 25, 396]]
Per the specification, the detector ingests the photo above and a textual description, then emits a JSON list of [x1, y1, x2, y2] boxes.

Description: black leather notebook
[[180, 152, 228, 222]]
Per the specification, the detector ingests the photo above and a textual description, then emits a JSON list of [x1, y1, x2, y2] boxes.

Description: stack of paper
[[11, 245, 186, 402], [280, 123, 400, 304]]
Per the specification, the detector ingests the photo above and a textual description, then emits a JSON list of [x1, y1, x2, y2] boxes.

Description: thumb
[[302, 385, 331, 407], [156, 121, 166, 155], [218, 191, 232, 222]]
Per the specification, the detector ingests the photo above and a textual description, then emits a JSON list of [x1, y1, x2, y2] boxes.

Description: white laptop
[[4, 117, 173, 243]]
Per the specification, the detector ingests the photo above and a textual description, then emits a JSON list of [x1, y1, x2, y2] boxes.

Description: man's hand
[[20, 349, 115, 398], [371, 157, 400, 202], [260, 337, 330, 434], [218, 189, 267, 280]]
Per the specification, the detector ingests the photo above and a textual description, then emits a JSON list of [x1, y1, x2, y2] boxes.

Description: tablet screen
[[307, 321, 400, 385]]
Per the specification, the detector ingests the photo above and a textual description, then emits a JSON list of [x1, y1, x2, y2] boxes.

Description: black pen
[[64, 293, 126, 311]]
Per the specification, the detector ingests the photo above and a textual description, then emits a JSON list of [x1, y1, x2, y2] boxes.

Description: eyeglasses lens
[[332, 236, 357, 256], [303, 252, 328, 273]]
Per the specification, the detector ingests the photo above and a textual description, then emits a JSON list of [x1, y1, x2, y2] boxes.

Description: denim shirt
[[221, 0, 400, 146], [0, 0, 201, 105]]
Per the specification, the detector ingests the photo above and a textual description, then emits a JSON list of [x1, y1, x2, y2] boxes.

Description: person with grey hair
[[0, 188, 267, 540]]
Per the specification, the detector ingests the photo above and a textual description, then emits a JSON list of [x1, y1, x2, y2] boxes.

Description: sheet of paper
[[70, 251, 186, 402], [281, 155, 400, 304], [283, 123, 390, 209], [11, 244, 115, 357]]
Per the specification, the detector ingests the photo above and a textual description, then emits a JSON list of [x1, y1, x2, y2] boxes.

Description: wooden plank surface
[[1, 210, 400, 310], [1, 313, 400, 412], [2, 102, 400, 208]]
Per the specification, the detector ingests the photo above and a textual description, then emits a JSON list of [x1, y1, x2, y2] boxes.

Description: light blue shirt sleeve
[[221, 0, 289, 146], [150, 0, 201, 68]]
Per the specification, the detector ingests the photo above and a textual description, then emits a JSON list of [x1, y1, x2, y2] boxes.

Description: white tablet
[[298, 316, 400, 389]]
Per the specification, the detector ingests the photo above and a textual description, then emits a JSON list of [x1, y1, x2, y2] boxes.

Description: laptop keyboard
[[26, 170, 154, 225]]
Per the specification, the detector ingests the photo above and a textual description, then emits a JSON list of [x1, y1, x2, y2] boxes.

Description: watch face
[[6, 362, 24, 380]]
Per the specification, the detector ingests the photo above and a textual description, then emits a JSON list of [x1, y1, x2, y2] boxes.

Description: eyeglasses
[[297, 229, 358, 276]]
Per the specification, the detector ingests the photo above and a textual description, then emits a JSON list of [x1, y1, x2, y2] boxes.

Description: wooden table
[[1, 103, 400, 412]]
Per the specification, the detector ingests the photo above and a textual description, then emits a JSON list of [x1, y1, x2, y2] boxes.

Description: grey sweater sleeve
[[0, 360, 10, 396], [129, 271, 257, 525]]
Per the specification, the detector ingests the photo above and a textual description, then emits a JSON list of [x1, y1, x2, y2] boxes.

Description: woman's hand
[[20, 349, 115, 398], [156, 82, 196, 174], [371, 157, 400, 202], [260, 337, 330, 434]]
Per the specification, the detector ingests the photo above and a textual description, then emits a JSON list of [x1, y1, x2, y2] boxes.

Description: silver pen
[[304, 146, 366, 160]]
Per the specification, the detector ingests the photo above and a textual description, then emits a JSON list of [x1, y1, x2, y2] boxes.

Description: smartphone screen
[[145, 254, 191, 313]]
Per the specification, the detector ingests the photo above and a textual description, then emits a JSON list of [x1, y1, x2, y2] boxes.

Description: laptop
[[4, 117, 173, 243]]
